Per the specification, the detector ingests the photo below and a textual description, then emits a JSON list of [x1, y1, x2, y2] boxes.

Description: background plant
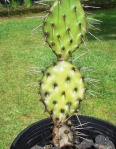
[[0, 0, 116, 8]]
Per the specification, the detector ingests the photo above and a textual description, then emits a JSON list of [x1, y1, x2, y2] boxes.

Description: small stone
[[78, 139, 94, 149], [31, 145, 43, 149], [94, 135, 115, 149]]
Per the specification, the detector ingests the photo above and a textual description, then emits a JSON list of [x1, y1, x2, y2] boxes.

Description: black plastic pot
[[10, 115, 116, 149]]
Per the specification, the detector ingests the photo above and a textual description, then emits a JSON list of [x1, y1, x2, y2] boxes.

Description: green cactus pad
[[43, 0, 87, 60], [40, 61, 85, 123]]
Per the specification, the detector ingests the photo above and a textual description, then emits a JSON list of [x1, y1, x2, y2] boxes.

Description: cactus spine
[[39, 0, 87, 147]]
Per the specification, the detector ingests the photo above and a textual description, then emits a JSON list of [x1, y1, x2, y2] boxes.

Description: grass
[[0, 9, 116, 149]]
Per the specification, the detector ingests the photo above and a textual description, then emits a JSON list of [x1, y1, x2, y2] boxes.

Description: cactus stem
[[72, 51, 88, 62]]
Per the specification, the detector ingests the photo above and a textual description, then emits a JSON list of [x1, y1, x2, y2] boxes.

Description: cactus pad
[[39, 61, 85, 123], [43, 0, 87, 60]]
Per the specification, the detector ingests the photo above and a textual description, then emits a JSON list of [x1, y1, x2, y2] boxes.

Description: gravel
[[31, 135, 115, 149]]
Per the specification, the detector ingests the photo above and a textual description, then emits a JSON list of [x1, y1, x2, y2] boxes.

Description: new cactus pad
[[43, 0, 87, 60], [39, 0, 87, 147]]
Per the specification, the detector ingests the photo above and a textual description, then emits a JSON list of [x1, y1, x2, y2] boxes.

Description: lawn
[[0, 9, 116, 149]]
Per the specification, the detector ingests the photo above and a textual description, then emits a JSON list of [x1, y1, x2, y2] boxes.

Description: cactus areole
[[39, 0, 87, 147]]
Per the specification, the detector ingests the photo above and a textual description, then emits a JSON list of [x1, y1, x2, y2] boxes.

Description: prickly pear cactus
[[39, 0, 88, 147], [40, 61, 85, 123], [43, 0, 87, 60]]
